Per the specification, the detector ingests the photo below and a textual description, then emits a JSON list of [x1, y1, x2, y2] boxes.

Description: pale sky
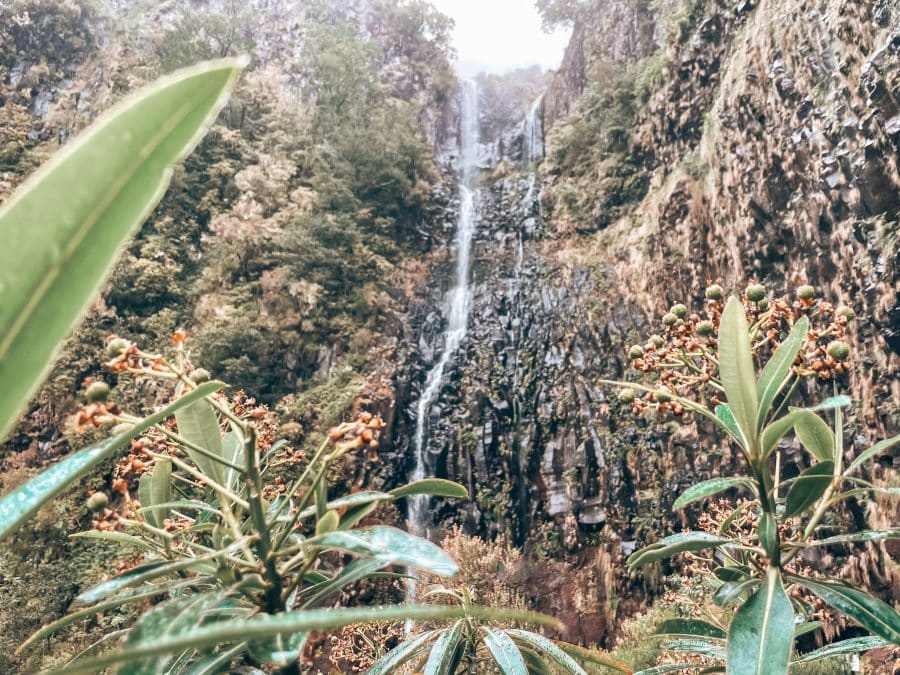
[[429, 0, 571, 74]]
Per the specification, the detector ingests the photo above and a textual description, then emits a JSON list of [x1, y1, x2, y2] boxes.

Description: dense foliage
[[606, 285, 900, 672]]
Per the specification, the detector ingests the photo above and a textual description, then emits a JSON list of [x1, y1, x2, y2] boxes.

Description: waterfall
[[409, 79, 479, 538], [523, 94, 544, 164]]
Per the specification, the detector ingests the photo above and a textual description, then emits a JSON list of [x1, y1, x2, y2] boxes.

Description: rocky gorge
[[0, 0, 897, 669]]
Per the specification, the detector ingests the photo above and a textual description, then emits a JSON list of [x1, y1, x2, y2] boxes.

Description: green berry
[[105, 337, 129, 359], [826, 340, 850, 362], [745, 284, 766, 302], [650, 335, 665, 348], [618, 388, 635, 403], [189, 368, 211, 384], [695, 320, 715, 337], [756, 298, 770, 311], [662, 313, 678, 326], [837, 306, 855, 320], [705, 284, 724, 301], [797, 285, 815, 301], [671, 303, 688, 319], [86, 492, 109, 513], [86, 381, 110, 403], [653, 390, 672, 403]]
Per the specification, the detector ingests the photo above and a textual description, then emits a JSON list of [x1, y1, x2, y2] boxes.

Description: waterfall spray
[[405, 81, 479, 617]]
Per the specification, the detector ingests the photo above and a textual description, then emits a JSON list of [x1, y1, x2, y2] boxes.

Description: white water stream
[[408, 80, 480, 539]]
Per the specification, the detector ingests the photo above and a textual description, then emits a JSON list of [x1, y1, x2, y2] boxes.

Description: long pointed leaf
[[175, 399, 224, 484], [783, 461, 834, 518], [726, 567, 793, 674], [390, 479, 468, 499], [0, 381, 223, 540], [57, 605, 557, 675], [424, 620, 465, 675], [628, 532, 733, 569], [310, 526, 459, 576], [793, 412, 834, 463], [847, 434, 900, 475], [793, 635, 889, 663], [673, 477, 750, 510], [0, 59, 245, 441], [507, 630, 588, 674], [718, 297, 759, 451], [483, 627, 528, 675], [368, 629, 439, 675], [756, 317, 808, 431], [789, 576, 900, 643]]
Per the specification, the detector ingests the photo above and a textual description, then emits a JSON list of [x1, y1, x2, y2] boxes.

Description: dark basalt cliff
[[380, 0, 899, 642]]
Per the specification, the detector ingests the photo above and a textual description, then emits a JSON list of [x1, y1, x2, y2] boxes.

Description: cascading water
[[408, 80, 480, 539], [523, 94, 544, 164]]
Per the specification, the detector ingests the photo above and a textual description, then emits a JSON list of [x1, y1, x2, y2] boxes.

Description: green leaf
[[60, 605, 555, 673], [390, 478, 468, 499], [760, 397, 851, 458], [507, 630, 587, 675], [718, 297, 759, 451], [783, 461, 834, 519], [715, 404, 742, 443], [713, 566, 750, 583], [793, 412, 835, 463], [756, 317, 808, 431], [315, 509, 340, 536], [788, 576, 900, 643], [627, 532, 733, 569], [793, 635, 889, 663], [221, 429, 244, 492], [311, 526, 459, 576], [247, 631, 308, 668], [673, 477, 750, 510], [296, 491, 394, 521], [368, 630, 439, 675], [182, 644, 246, 675], [424, 620, 465, 675], [16, 578, 198, 655], [72, 544, 227, 607], [792, 621, 822, 638], [0, 60, 244, 442], [802, 529, 900, 547], [654, 619, 726, 641], [139, 473, 155, 528], [726, 567, 793, 675], [150, 458, 172, 525], [635, 665, 720, 675], [0, 381, 223, 540], [847, 434, 900, 475], [659, 638, 725, 659], [69, 530, 157, 552], [300, 558, 387, 609], [175, 399, 224, 484], [554, 643, 632, 673], [714, 579, 759, 608], [118, 591, 242, 675], [483, 627, 528, 675], [759, 513, 780, 561]]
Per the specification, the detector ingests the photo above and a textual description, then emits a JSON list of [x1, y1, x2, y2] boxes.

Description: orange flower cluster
[[74, 401, 121, 431], [328, 412, 385, 460], [622, 283, 854, 416]]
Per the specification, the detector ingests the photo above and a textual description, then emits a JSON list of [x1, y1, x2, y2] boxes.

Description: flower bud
[[837, 306, 855, 320], [628, 345, 645, 360], [671, 303, 688, 319], [86, 381, 110, 403], [826, 340, 850, 362], [86, 492, 109, 513], [650, 335, 665, 348], [662, 313, 678, 326], [796, 285, 815, 300], [653, 390, 672, 403], [705, 284, 724, 301], [745, 284, 766, 302], [617, 388, 635, 403], [189, 368, 211, 384], [105, 337, 130, 359], [695, 320, 715, 337]]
